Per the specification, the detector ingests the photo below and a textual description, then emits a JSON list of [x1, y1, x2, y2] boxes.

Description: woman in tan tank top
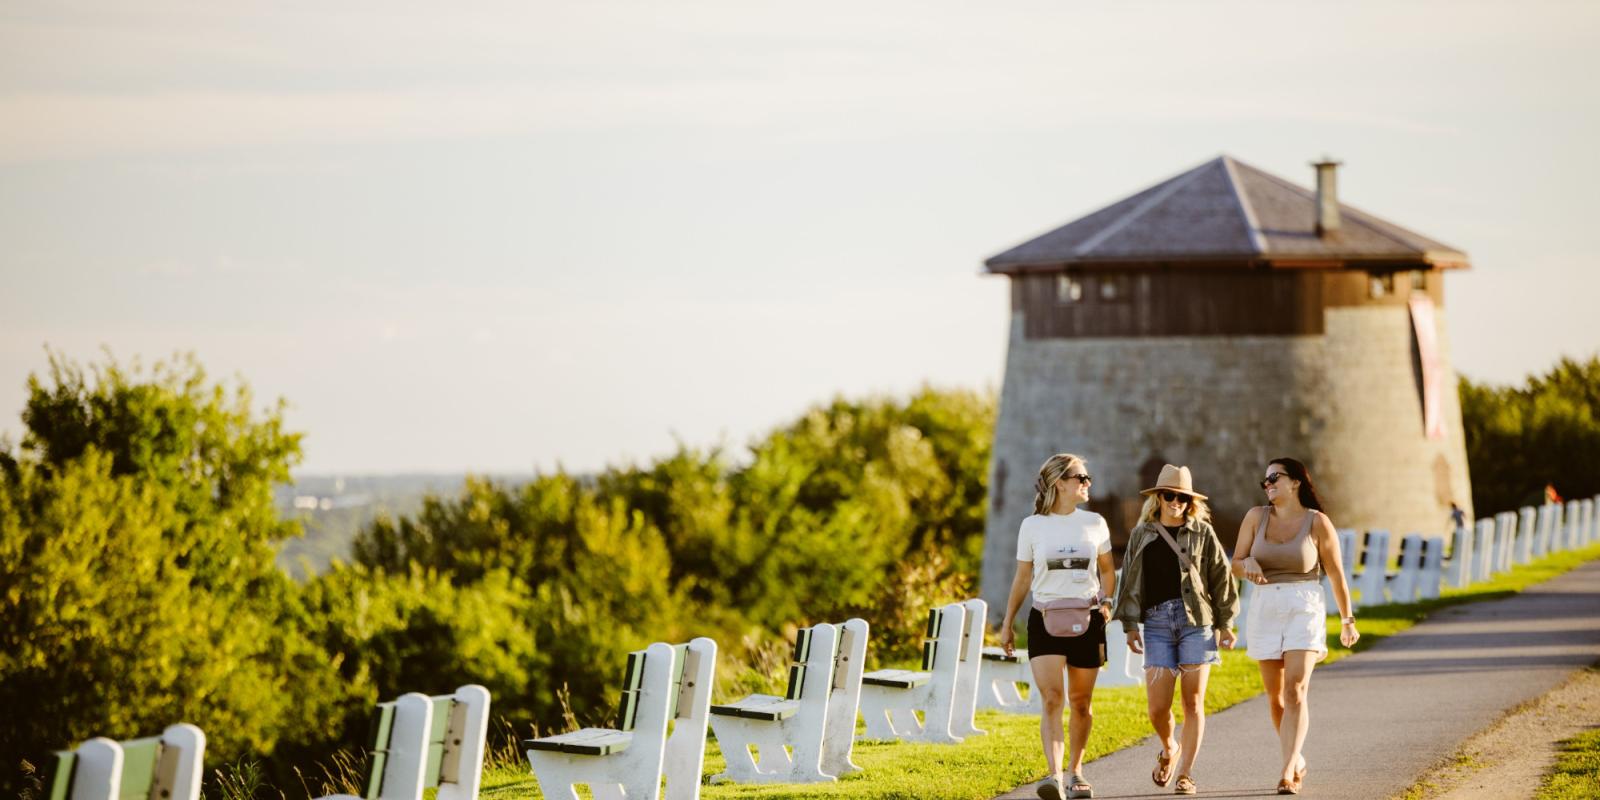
[[1230, 458, 1358, 796]]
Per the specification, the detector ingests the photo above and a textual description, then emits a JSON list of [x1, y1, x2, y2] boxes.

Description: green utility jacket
[[1111, 519, 1239, 631]]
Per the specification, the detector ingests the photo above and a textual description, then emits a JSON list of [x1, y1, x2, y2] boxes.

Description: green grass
[[480, 543, 1600, 800], [1537, 726, 1600, 800]]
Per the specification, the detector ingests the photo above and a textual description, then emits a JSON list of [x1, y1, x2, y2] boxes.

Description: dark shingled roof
[[985, 155, 1469, 273]]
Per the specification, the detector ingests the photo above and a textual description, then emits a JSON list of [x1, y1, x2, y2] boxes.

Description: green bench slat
[[861, 669, 930, 689], [664, 644, 688, 722], [525, 728, 631, 756], [982, 647, 1021, 663], [783, 664, 807, 701], [117, 737, 161, 800], [793, 627, 814, 663], [709, 696, 799, 721], [618, 649, 649, 731], [46, 752, 76, 800], [423, 696, 455, 788], [362, 702, 398, 800]]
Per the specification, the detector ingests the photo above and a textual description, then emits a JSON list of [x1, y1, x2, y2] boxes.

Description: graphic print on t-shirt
[[1044, 543, 1094, 572]]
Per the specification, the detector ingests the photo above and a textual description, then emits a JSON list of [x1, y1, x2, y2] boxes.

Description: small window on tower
[[1100, 274, 1131, 302], [1369, 273, 1394, 299], [1409, 270, 1428, 292], [1057, 275, 1083, 304]]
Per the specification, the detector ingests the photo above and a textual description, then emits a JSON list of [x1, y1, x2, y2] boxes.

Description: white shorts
[[1245, 581, 1329, 661]]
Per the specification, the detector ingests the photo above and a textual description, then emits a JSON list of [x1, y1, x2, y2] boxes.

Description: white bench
[[317, 685, 489, 800], [1494, 511, 1518, 573], [45, 724, 205, 800], [1472, 518, 1496, 582], [1581, 498, 1596, 547], [1418, 536, 1444, 600], [1100, 618, 1143, 687], [1352, 529, 1391, 608], [708, 618, 867, 783], [1386, 534, 1424, 603], [1539, 502, 1563, 556], [977, 646, 1037, 713], [1514, 506, 1537, 565], [857, 599, 984, 744], [526, 638, 716, 800], [1445, 523, 1472, 588]]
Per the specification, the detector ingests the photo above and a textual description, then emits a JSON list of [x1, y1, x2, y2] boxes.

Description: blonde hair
[[1137, 492, 1212, 527], [1033, 453, 1086, 515]]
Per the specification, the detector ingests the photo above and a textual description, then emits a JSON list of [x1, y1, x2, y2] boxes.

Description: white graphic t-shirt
[[1016, 510, 1113, 602]]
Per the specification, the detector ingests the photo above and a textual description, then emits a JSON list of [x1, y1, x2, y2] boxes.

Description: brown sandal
[[1276, 777, 1301, 795], [1152, 748, 1178, 787], [1173, 774, 1196, 795]]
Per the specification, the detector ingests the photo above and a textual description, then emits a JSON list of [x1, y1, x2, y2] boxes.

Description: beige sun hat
[[1140, 464, 1208, 500]]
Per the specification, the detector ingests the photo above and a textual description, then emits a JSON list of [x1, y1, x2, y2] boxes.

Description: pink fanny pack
[[1033, 597, 1100, 637]]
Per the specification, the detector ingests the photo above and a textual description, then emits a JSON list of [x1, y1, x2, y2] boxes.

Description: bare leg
[[1258, 658, 1285, 731], [1277, 650, 1317, 782], [1030, 655, 1067, 782], [1174, 664, 1210, 777], [1065, 665, 1099, 777], [1144, 667, 1179, 759]]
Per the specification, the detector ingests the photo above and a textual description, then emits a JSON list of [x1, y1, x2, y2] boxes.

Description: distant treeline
[[1460, 356, 1600, 515], [1, 351, 1594, 795]]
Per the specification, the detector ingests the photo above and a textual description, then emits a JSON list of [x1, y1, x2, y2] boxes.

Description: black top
[[1141, 525, 1184, 609]]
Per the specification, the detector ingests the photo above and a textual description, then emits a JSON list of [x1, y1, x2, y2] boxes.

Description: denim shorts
[[1140, 598, 1220, 671]]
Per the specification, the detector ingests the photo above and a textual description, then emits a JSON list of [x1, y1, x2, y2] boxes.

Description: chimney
[[1313, 157, 1341, 236]]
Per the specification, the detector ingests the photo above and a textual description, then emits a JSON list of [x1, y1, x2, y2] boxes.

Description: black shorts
[[1027, 606, 1107, 670]]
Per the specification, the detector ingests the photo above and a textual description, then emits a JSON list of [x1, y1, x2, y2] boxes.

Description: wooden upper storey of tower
[[985, 156, 1469, 273]]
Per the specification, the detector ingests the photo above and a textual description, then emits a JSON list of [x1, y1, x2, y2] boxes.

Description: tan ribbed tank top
[[1250, 505, 1323, 583]]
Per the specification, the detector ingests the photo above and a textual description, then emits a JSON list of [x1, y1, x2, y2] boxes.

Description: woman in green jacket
[[1110, 465, 1239, 795]]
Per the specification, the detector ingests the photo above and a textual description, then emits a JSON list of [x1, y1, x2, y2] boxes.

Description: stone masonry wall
[[979, 303, 1473, 623]]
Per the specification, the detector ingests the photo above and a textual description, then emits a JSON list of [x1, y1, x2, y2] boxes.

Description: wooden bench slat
[[423, 696, 454, 788], [117, 737, 161, 800], [981, 646, 1022, 663], [525, 728, 633, 756], [783, 664, 807, 701], [920, 640, 938, 671], [363, 702, 398, 800], [709, 694, 799, 721], [925, 608, 942, 638], [46, 752, 75, 800], [665, 644, 688, 721], [861, 669, 931, 689]]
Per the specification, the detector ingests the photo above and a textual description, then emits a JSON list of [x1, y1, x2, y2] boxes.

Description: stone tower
[[979, 155, 1474, 619]]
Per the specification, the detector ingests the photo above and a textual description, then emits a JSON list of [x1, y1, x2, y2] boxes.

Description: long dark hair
[[1268, 456, 1324, 512]]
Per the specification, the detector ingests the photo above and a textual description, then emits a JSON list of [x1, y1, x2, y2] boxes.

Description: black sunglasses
[[1261, 472, 1286, 489], [1157, 491, 1191, 504], [1065, 473, 1093, 485]]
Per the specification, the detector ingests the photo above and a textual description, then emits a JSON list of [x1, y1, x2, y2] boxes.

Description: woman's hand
[[1240, 556, 1267, 585], [1217, 628, 1237, 650], [1099, 602, 1113, 622], [1126, 627, 1144, 655], [1000, 624, 1016, 658], [1340, 619, 1360, 648]]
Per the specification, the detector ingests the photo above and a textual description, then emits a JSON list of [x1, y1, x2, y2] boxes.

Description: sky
[[2, 1, 1597, 474]]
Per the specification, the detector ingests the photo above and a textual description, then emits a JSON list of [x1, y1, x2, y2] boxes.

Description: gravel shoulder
[[1398, 664, 1600, 800]]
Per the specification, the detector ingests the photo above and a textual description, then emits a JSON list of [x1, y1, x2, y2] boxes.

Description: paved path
[[996, 557, 1600, 799]]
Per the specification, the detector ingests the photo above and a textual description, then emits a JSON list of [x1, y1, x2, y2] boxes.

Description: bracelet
[[1341, 616, 1356, 625]]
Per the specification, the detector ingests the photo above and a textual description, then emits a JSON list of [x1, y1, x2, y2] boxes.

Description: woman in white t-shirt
[[1000, 453, 1117, 800]]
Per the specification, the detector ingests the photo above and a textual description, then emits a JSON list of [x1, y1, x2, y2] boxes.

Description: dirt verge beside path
[[1398, 664, 1600, 800]]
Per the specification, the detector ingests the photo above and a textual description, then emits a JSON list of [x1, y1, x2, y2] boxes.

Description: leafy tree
[[1460, 355, 1600, 515], [0, 353, 346, 793]]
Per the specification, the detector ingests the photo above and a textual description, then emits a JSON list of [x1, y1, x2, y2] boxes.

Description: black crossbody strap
[[1153, 524, 1197, 577]]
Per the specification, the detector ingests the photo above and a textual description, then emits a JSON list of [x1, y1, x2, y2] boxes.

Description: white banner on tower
[[1409, 293, 1445, 439]]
